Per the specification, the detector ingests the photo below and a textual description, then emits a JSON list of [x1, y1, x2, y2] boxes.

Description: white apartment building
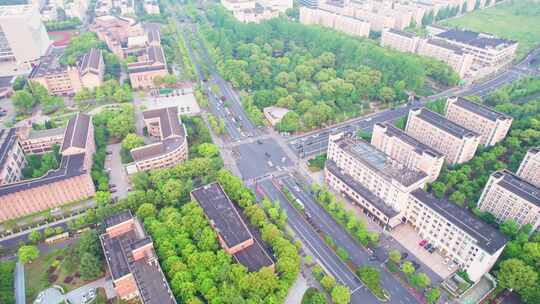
[[517, 148, 540, 188], [372, 122, 445, 183], [299, 7, 370, 38], [477, 170, 540, 231], [381, 28, 421, 53], [222, 0, 291, 23], [325, 132, 428, 229], [406, 189, 508, 282], [417, 38, 474, 78], [405, 108, 480, 165], [0, 5, 51, 75], [445, 96, 512, 147]]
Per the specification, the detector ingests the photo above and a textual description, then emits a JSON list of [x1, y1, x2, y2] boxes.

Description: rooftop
[[27, 127, 65, 140], [436, 29, 517, 50], [493, 170, 540, 207], [326, 160, 400, 218], [130, 137, 185, 162], [388, 28, 416, 38], [142, 107, 183, 140], [61, 113, 91, 152], [78, 48, 103, 76], [425, 38, 464, 54], [334, 134, 427, 187], [411, 189, 509, 254], [104, 210, 133, 228], [29, 47, 67, 79], [376, 122, 443, 158], [450, 97, 512, 122], [412, 107, 479, 139], [0, 4, 34, 17], [191, 183, 253, 249]]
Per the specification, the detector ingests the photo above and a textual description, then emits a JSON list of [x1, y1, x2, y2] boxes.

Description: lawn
[[442, 0, 540, 60]]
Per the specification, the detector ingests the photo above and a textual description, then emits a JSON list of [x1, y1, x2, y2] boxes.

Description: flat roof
[[27, 127, 65, 139], [451, 97, 512, 122], [326, 160, 399, 219], [104, 210, 133, 228], [29, 47, 67, 78], [388, 28, 416, 38], [376, 122, 443, 158], [493, 170, 540, 207], [425, 38, 464, 54], [191, 183, 253, 249], [413, 107, 479, 139], [334, 134, 427, 187], [234, 241, 275, 272], [436, 29, 517, 49], [411, 189, 509, 255]]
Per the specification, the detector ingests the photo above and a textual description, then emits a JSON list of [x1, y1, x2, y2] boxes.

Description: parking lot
[[391, 224, 454, 279], [105, 143, 130, 199]]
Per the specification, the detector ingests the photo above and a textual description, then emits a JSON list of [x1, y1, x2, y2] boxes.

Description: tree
[[137, 203, 157, 221], [12, 90, 35, 113], [80, 252, 102, 280], [77, 230, 101, 257], [197, 143, 219, 158], [389, 249, 401, 264], [449, 191, 466, 206], [276, 112, 301, 133], [431, 182, 447, 198], [379, 86, 396, 103], [18, 245, 39, 264], [320, 275, 336, 291], [426, 287, 441, 304], [28, 230, 42, 244], [357, 266, 381, 291], [95, 191, 111, 206], [500, 219, 520, 237], [498, 259, 538, 292], [411, 272, 431, 289], [331, 285, 351, 304], [401, 261, 415, 276], [121, 133, 145, 151]]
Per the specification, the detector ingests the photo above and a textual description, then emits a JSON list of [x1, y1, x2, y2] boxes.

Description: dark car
[[424, 243, 432, 250], [428, 246, 436, 254], [411, 261, 421, 270], [401, 252, 409, 260]]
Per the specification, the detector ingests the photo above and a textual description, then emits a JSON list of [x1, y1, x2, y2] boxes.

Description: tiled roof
[[61, 113, 91, 152]]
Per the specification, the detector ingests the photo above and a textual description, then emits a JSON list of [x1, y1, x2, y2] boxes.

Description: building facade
[[299, 7, 370, 38], [0, 5, 51, 74], [100, 211, 176, 304], [371, 122, 444, 182], [0, 113, 96, 222], [405, 108, 480, 165], [18, 127, 65, 154], [445, 96, 512, 146], [416, 38, 474, 78], [130, 107, 188, 172], [0, 128, 26, 185], [325, 132, 428, 229], [477, 170, 540, 231], [127, 30, 168, 89], [405, 189, 508, 282], [381, 28, 420, 53], [517, 148, 540, 188]]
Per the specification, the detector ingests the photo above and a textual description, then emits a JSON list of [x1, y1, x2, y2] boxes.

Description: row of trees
[[12, 82, 64, 114], [199, 5, 458, 131], [74, 79, 133, 106], [310, 264, 351, 304], [45, 17, 82, 31], [0, 261, 15, 304]]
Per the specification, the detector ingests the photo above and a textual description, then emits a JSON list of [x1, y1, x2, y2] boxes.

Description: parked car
[[424, 243, 432, 250], [401, 252, 409, 260], [428, 246, 436, 254], [448, 263, 456, 271], [419, 240, 427, 247], [411, 261, 421, 270]]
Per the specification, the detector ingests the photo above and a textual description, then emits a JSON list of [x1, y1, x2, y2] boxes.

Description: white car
[[448, 263, 456, 271]]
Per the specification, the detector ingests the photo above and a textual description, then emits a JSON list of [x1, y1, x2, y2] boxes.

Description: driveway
[[105, 143, 129, 199], [15, 262, 25, 304], [64, 277, 115, 303]]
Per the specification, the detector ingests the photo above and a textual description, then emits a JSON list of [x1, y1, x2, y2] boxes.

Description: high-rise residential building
[[100, 211, 176, 304], [299, 7, 371, 38], [477, 170, 540, 231], [405, 107, 480, 165], [371, 122, 444, 182], [517, 148, 540, 188], [130, 107, 188, 172], [0, 4, 51, 75], [325, 132, 428, 229], [445, 96, 512, 147], [405, 189, 508, 282], [417, 38, 474, 78]]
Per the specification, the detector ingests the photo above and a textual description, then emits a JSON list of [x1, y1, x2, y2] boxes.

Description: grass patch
[[442, 1, 540, 60], [308, 154, 327, 172]]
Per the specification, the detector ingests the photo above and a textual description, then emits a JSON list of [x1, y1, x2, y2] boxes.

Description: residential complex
[[29, 47, 105, 96], [517, 148, 540, 188], [0, 113, 95, 222], [371, 122, 444, 182], [405, 189, 508, 282], [445, 96, 512, 147], [127, 29, 168, 89], [130, 107, 188, 172], [299, 7, 370, 38], [100, 211, 176, 304], [405, 107, 480, 165], [221, 0, 292, 23], [381, 26, 518, 80], [477, 170, 540, 231], [0, 4, 51, 75], [325, 132, 428, 229], [191, 183, 275, 272], [90, 15, 145, 59]]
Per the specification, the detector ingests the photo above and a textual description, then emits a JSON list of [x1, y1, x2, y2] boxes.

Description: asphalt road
[[279, 175, 422, 304], [255, 178, 378, 303], [234, 138, 294, 180]]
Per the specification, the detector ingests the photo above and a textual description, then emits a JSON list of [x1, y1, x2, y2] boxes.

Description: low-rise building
[[29, 47, 104, 96], [445, 96, 512, 147], [100, 211, 176, 304], [517, 147, 540, 188], [0, 113, 95, 222], [405, 189, 508, 282], [299, 7, 370, 37], [18, 127, 65, 154], [371, 122, 444, 182], [477, 170, 540, 231], [191, 183, 275, 272], [130, 107, 188, 172], [325, 132, 428, 229], [91, 15, 144, 59], [405, 108, 480, 165], [127, 37, 168, 89]]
